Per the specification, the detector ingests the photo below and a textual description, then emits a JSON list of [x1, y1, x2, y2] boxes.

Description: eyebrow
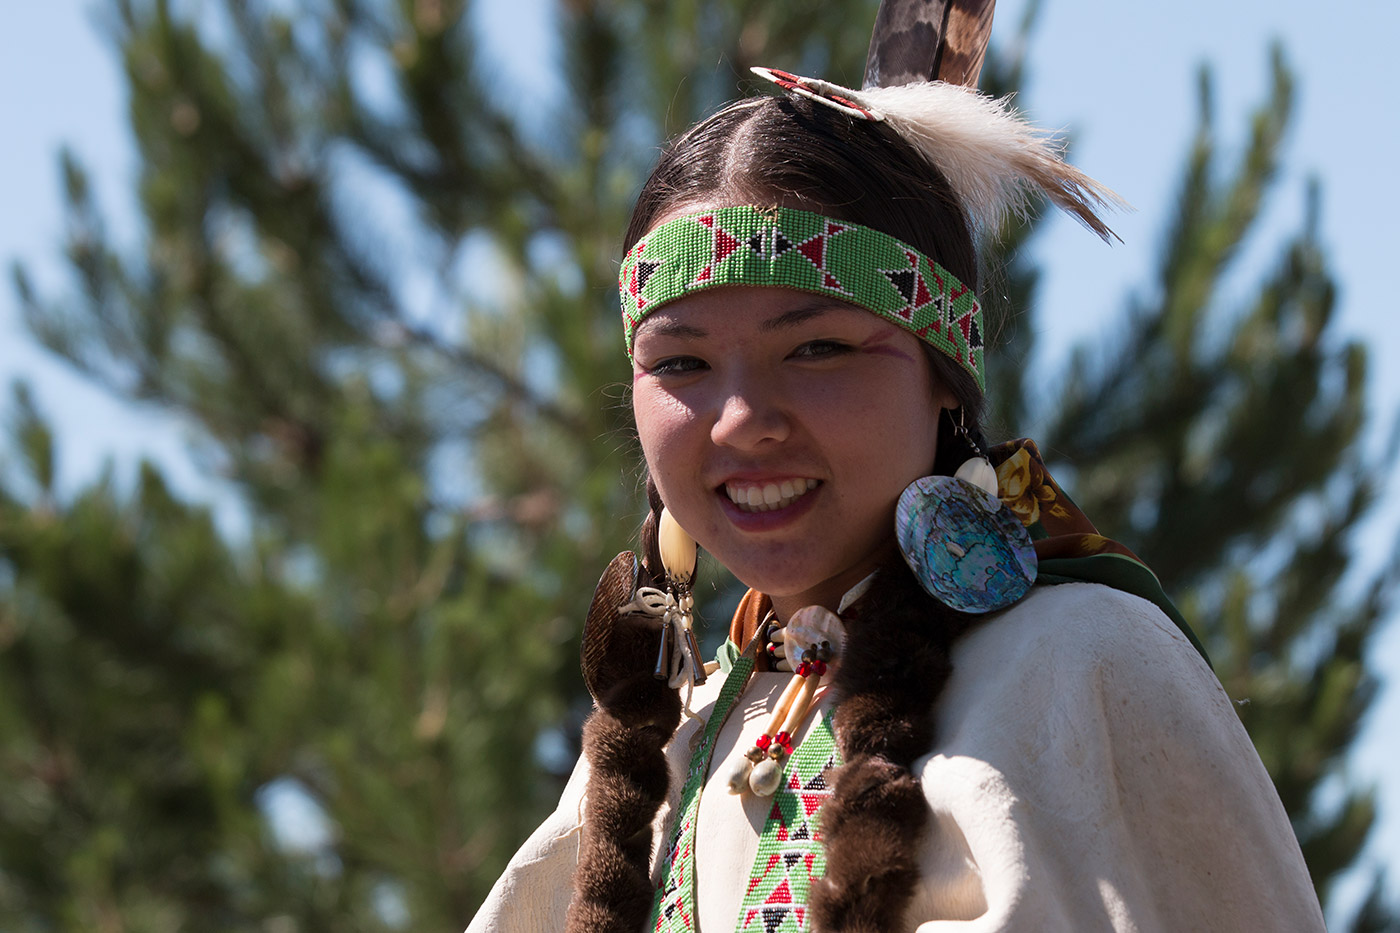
[[640, 299, 850, 340], [640, 320, 708, 339], [758, 302, 844, 333]]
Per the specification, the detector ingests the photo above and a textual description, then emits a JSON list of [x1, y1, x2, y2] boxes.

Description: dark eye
[[645, 356, 708, 376], [791, 340, 852, 360]]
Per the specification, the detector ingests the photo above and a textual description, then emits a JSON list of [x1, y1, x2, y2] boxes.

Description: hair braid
[[565, 482, 682, 932], [811, 553, 977, 931]]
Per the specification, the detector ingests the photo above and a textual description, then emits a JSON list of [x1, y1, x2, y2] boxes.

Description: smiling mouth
[[723, 478, 820, 513]]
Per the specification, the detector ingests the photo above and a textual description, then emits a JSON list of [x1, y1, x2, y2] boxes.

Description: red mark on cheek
[[859, 332, 917, 364]]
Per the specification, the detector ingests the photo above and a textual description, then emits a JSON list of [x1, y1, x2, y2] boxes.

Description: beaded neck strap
[[735, 711, 840, 932], [647, 647, 843, 933], [650, 653, 756, 931], [619, 205, 985, 390]]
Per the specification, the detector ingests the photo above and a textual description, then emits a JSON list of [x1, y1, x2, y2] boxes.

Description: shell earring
[[653, 508, 706, 686], [895, 409, 1037, 613], [948, 406, 998, 495]]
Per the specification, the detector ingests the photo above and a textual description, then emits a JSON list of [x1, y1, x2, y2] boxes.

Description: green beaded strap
[[648, 650, 842, 933], [619, 205, 985, 389], [650, 654, 757, 933], [736, 710, 841, 933]]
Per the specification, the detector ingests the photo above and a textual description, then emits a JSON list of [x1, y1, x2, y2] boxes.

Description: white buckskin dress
[[465, 583, 1325, 932]]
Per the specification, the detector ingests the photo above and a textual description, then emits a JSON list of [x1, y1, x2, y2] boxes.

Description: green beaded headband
[[619, 205, 984, 389]]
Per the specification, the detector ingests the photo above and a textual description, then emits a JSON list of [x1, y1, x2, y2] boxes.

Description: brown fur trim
[[810, 555, 975, 931], [566, 711, 673, 933], [565, 607, 682, 933], [810, 758, 928, 932], [591, 607, 684, 729]]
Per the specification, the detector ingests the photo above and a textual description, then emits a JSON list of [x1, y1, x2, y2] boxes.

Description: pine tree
[[0, 0, 1393, 929], [2, 0, 876, 928]]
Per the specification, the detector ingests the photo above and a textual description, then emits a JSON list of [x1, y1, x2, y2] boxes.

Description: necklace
[[648, 635, 844, 933], [735, 711, 841, 933]]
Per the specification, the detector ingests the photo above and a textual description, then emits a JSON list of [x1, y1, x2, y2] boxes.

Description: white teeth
[[724, 479, 819, 513]]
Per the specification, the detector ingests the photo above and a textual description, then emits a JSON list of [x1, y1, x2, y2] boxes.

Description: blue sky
[[2, 0, 1398, 921]]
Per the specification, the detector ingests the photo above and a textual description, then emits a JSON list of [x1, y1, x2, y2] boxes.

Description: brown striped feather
[[863, 0, 996, 89], [863, 0, 949, 89], [937, 0, 996, 87]]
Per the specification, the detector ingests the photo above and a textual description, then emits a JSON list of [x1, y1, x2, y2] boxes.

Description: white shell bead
[[785, 605, 846, 663], [722, 755, 755, 795], [749, 758, 783, 797], [954, 457, 999, 497]]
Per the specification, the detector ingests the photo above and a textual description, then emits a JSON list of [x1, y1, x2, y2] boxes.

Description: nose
[[710, 381, 791, 450]]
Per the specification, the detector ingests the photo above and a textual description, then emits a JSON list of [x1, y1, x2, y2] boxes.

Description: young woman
[[466, 71, 1324, 933]]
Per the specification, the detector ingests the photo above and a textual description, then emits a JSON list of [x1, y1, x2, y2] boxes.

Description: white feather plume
[[858, 81, 1127, 241], [749, 67, 1128, 241]]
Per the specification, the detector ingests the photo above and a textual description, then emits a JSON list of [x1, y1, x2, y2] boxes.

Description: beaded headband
[[619, 205, 984, 389]]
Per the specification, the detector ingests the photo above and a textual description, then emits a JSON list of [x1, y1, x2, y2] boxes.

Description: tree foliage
[[0, 0, 1393, 929]]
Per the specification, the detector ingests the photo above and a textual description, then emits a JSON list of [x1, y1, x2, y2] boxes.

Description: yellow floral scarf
[[990, 438, 1207, 662]]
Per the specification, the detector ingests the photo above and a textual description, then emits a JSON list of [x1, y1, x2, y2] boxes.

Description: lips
[[723, 478, 819, 513]]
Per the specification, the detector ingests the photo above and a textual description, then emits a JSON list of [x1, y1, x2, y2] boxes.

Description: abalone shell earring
[[896, 475, 1036, 613], [896, 412, 1037, 613]]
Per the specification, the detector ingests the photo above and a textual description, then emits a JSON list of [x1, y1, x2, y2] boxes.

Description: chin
[[717, 555, 841, 604], [707, 554, 802, 597], [701, 528, 880, 598]]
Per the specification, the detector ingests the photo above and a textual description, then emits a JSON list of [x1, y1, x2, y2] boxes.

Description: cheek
[[890, 395, 941, 466], [850, 383, 940, 477], [633, 388, 698, 472]]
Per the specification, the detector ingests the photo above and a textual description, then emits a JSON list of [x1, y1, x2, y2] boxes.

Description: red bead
[[755, 734, 772, 750], [775, 731, 792, 751]]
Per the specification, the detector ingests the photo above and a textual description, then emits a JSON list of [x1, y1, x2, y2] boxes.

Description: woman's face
[[632, 285, 951, 616]]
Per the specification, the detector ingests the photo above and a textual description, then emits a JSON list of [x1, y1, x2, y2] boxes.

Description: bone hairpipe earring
[[654, 508, 705, 687]]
